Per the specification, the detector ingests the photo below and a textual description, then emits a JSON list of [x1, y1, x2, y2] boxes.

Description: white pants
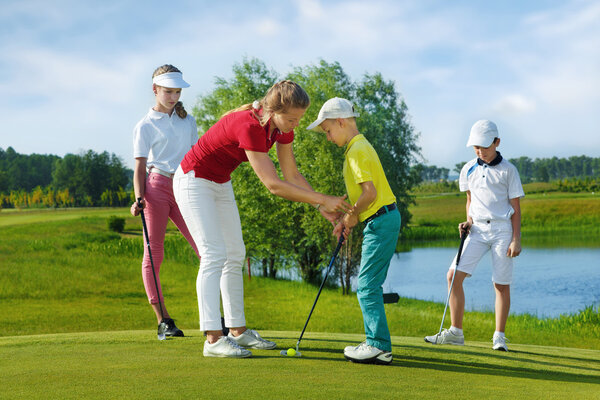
[[450, 220, 514, 285], [173, 167, 246, 331]]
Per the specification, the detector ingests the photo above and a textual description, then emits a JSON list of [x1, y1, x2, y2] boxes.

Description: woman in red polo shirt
[[173, 80, 351, 358]]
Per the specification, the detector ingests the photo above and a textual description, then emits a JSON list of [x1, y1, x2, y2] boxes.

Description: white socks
[[494, 331, 505, 338], [450, 326, 463, 336]]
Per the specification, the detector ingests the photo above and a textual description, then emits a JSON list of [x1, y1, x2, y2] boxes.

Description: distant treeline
[[413, 155, 600, 184], [0, 147, 132, 208]]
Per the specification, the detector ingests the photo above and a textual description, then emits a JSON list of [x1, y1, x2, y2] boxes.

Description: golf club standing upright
[[138, 198, 167, 341], [436, 229, 468, 343], [281, 232, 345, 357]]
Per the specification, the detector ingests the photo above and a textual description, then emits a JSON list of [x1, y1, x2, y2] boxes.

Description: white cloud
[[2, 48, 139, 105], [493, 94, 536, 115]]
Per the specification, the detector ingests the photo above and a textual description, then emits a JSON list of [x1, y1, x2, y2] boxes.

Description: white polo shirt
[[133, 108, 198, 173], [459, 157, 524, 222]]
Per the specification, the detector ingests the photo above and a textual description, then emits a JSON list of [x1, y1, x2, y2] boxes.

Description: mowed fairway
[[1, 208, 599, 399], [1, 331, 599, 399]]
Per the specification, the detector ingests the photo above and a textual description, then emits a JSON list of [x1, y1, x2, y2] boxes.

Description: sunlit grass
[[1, 208, 599, 351]]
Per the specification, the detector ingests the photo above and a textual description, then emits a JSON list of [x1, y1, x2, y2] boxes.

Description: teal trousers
[[357, 209, 401, 352]]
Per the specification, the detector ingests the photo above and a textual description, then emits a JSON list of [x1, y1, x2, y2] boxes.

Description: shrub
[[107, 216, 125, 233]]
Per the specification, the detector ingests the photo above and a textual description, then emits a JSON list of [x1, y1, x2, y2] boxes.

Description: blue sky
[[1, 0, 598, 171]]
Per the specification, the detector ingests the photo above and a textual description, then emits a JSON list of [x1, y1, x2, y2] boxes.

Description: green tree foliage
[[0, 147, 132, 208], [52, 150, 130, 206], [509, 155, 600, 184], [454, 161, 467, 175], [0, 147, 59, 191], [193, 58, 421, 285], [410, 164, 449, 182]]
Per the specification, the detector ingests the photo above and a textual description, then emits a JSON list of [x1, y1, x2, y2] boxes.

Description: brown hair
[[152, 64, 188, 119], [223, 80, 310, 126]]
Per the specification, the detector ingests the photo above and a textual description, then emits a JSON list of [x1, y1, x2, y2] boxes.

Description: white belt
[[148, 167, 174, 178]]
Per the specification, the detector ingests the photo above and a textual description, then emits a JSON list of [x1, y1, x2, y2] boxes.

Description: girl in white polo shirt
[[425, 120, 524, 351], [131, 64, 199, 337]]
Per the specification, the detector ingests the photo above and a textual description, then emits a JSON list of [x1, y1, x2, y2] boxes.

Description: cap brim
[[466, 136, 495, 148], [307, 118, 326, 132]]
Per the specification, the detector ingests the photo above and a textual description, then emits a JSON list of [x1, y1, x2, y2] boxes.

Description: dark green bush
[[107, 216, 125, 233]]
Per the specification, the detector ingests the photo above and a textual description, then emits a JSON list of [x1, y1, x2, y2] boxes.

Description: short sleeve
[[459, 162, 472, 192], [237, 122, 269, 152], [507, 164, 525, 199], [347, 147, 373, 184], [133, 122, 152, 158]]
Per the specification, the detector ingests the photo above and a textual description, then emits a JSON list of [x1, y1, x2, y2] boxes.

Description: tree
[[52, 150, 129, 206], [454, 162, 467, 175], [192, 58, 421, 286]]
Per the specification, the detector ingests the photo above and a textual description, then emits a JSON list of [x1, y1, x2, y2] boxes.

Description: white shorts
[[449, 220, 514, 285]]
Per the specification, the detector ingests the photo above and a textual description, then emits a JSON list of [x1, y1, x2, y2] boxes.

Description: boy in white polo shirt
[[425, 120, 524, 351]]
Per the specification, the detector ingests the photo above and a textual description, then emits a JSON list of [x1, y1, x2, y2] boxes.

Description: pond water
[[383, 247, 600, 318]]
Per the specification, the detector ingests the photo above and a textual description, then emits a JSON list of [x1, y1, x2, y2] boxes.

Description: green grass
[[1, 331, 599, 399], [1, 207, 599, 399], [406, 192, 600, 244]]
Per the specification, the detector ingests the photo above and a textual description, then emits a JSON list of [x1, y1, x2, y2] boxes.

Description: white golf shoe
[[228, 329, 277, 350], [492, 334, 509, 351], [203, 336, 252, 358], [424, 329, 465, 345], [343, 342, 393, 365]]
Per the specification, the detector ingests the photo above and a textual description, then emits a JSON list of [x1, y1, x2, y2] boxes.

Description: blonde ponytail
[[174, 101, 187, 118], [222, 80, 309, 126]]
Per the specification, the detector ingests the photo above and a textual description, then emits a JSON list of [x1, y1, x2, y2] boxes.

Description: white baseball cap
[[152, 72, 190, 88], [307, 97, 359, 132], [466, 120, 499, 147]]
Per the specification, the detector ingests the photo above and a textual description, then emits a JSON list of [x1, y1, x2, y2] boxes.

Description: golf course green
[[1, 206, 598, 399]]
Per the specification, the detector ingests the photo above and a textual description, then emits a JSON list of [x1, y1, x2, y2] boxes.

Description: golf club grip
[[455, 231, 467, 265]]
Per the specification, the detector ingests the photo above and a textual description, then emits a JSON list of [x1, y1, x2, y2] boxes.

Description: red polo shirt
[[180, 109, 294, 183]]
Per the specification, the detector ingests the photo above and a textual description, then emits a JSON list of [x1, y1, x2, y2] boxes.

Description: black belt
[[364, 203, 397, 224]]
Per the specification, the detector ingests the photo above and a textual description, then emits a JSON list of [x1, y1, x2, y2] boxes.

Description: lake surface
[[383, 247, 600, 318]]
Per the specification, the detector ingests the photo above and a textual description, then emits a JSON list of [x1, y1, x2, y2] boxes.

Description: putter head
[[279, 349, 302, 357], [157, 322, 167, 341]]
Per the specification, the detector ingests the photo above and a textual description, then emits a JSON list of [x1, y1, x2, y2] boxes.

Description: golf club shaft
[[438, 231, 467, 336], [138, 198, 165, 322], [296, 233, 345, 348]]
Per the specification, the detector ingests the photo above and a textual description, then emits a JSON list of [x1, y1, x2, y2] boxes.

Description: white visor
[[152, 72, 190, 88]]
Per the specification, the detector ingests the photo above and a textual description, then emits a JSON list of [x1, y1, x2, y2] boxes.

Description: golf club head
[[279, 349, 302, 357], [157, 322, 167, 341]]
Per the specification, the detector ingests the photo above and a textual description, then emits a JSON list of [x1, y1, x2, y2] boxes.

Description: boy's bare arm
[[507, 197, 522, 257], [343, 181, 377, 229]]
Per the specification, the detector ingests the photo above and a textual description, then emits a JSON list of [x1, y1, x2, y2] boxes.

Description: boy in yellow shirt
[[308, 98, 401, 365]]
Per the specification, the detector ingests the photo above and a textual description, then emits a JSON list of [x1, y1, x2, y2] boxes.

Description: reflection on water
[[384, 246, 600, 318]]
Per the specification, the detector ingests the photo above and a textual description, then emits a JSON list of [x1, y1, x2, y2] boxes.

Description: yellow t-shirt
[[343, 134, 396, 222]]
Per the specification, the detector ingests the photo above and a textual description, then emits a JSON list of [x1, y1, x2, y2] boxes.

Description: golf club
[[281, 232, 345, 357], [138, 198, 167, 341], [435, 229, 468, 344]]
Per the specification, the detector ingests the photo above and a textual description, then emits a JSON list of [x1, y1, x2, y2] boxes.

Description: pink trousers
[[142, 172, 199, 305]]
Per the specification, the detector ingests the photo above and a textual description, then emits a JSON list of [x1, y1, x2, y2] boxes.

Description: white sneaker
[[424, 329, 465, 345], [228, 329, 277, 350], [492, 334, 509, 351], [343, 342, 393, 365], [203, 336, 252, 358]]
